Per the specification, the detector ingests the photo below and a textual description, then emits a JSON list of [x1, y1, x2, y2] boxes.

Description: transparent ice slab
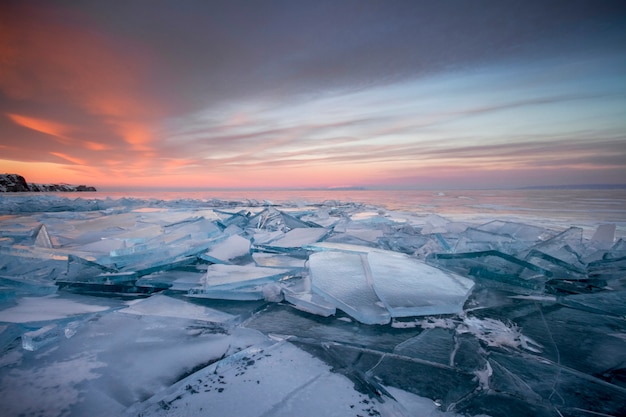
[[197, 264, 294, 292], [0, 294, 112, 323], [591, 223, 616, 245], [282, 278, 337, 317], [306, 242, 475, 319], [604, 238, 626, 259], [247, 207, 317, 231], [520, 227, 587, 274], [254, 227, 329, 252], [119, 294, 236, 324], [454, 227, 517, 253], [187, 285, 267, 301], [367, 250, 474, 317], [308, 250, 391, 325], [215, 209, 250, 229], [0, 275, 57, 296], [427, 250, 550, 293], [252, 252, 306, 268], [200, 234, 251, 264]]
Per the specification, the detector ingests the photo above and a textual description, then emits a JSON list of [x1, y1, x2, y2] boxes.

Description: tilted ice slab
[[255, 227, 329, 251], [308, 243, 474, 324], [367, 250, 474, 317], [309, 250, 391, 325], [201, 234, 251, 264]]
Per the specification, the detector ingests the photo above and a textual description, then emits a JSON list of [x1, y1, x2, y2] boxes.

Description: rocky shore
[[0, 173, 96, 192]]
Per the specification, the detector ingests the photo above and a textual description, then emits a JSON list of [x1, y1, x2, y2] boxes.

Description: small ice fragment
[[22, 324, 60, 351], [33, 224, 53, 248], [64, 321, 81, 338], [262, 283, 283, 302], [0, 295, 110, 323], [282, 279, 337, 317]]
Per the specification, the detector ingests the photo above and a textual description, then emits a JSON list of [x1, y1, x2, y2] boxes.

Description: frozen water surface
[[0, 193, 625, 416]]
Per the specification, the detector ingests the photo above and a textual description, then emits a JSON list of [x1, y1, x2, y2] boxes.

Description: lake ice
[[0, 194, 625, 416]]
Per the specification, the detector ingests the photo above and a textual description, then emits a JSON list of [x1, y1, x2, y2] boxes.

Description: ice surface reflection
[[0, 195, 625, 416]]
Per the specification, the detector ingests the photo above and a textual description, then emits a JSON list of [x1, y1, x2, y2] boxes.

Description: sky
[[1, 0, 625, 190]]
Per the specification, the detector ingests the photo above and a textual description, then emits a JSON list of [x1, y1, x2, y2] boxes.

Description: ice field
[[0, 194, 625, 416]]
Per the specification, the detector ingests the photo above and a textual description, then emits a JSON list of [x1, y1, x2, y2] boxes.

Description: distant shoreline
[[516, 184, 626, 190]]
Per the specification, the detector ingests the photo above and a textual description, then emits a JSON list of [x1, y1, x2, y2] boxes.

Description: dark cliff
[[0, 174, 97, 192]]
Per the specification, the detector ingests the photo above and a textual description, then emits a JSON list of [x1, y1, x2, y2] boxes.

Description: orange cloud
[[112, 121, 155, 151], [6, 113, 72, 143], [83, 141, 110, 151], [50, 152, 87, 165]]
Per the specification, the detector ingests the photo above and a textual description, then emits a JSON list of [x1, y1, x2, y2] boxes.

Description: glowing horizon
[[1, 1, 625, 190]]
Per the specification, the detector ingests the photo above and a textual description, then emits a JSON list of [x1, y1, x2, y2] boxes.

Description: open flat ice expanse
[[1, 193, 625, 417]]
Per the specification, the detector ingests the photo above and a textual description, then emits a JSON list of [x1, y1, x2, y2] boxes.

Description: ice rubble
[[0, 195, 625, 417]]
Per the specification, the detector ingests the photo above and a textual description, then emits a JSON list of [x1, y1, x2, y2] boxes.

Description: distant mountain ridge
[[518, 184, 626, 190], [0, 173, 97, 192]]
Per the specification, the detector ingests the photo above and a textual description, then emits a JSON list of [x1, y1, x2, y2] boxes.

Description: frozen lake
[[0, 190, 625, 416]]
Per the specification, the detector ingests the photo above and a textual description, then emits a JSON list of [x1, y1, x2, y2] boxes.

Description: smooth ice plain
[[0, 194, 625, 417]]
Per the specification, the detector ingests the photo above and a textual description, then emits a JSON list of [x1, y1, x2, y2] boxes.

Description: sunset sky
[[1, 0, 625, 190]]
